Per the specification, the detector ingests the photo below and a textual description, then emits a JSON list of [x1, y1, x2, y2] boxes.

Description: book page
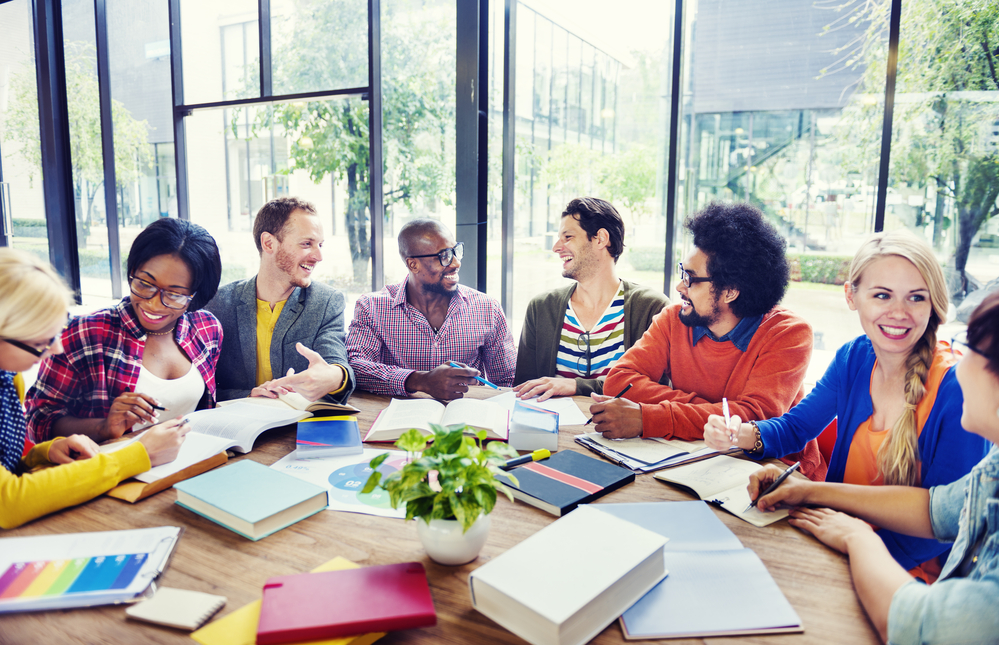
[[707, 486, 790, 528], [370, 398, 445, 435], [584, 432, 690, 464], [133, 432, 233, 483], [654, 455, 763, 499], [184, 403, 310, 452], [440, 399, 507, 438]]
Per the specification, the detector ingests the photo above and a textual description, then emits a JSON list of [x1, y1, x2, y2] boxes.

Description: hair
[[0, 248, 73, 340], [397, 218, 451, 261], [684, 202, 790, 317], [252, 197, 318, 254], [562, 197, 625, 262], [967, 290, 999, 379], [847, 230, 949, 486], [126, 218, 222, 312]]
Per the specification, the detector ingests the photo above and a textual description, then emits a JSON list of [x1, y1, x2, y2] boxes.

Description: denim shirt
[[888, 445, 999, 645]]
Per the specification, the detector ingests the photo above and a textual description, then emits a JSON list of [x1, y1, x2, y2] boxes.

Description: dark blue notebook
[[295, 417, 363, 459]]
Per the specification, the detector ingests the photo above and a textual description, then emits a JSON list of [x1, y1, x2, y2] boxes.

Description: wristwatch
[[747, 421, 764, 456]]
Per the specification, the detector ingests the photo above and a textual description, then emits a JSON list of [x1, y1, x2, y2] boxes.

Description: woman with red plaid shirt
[[25, 218, 224, 445]]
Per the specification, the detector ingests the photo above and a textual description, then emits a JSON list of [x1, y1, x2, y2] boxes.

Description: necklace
[[144, 327, 175, 337]]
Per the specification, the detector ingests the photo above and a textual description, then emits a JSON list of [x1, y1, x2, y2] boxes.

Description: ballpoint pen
[[585, 383, 633, 425], [745, 461, 800, 512], [722, 397, 732, 443], [448, 361, 499, 389]]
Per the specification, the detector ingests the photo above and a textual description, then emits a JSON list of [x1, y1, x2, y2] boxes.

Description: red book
[[256, 562, 437, 645]]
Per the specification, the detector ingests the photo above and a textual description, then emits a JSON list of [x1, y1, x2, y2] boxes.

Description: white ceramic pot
[[416, 514, 491, 566]]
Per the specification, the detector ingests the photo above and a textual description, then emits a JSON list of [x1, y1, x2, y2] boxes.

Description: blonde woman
[[0, 249, 188, 529], [705, 230, 989, 580]]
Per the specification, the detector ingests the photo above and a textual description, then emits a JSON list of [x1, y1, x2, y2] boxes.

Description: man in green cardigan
[[513, 197, 670, 400]]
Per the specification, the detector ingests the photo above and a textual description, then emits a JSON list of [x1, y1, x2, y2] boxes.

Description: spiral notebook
[[125, 587, 226, 631]]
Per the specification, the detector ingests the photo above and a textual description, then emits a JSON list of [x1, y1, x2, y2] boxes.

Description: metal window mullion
[[874, 0, 902, 232], [259, 0, 272, 97], [663, 0, 685, 295], [168, 0, 190, 220], [368, 0, 384, 291], [500, 0, 516, 316], [94, 0, 122, 299]]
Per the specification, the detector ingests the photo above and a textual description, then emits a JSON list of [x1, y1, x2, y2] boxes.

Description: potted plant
[[362, 424, 518, 565]]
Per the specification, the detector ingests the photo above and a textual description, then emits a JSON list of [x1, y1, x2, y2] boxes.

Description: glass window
[[0, 0, 50, 260], [179, 0, 259, 105]]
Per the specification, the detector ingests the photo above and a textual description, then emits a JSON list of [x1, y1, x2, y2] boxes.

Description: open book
[[101, 402, 311, 501], [653, 455, 790, 527], [218, 391, 359, 416], [363, 398, 509, 442], [575, 433, 739, 472]]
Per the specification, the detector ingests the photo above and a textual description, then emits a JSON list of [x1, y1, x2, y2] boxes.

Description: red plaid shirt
[[25, 299, 223, 442], [346, 276, 516, 396]]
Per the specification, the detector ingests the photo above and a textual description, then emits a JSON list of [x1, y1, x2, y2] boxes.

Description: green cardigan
[[514, 280, 670, 396]]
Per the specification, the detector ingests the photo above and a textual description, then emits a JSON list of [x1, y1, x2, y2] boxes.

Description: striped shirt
[[556, 284, 626, 378]]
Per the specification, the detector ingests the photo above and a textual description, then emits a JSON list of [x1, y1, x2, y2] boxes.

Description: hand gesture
[[137, 417, 191, 467], [588, 392, 643, 438], [48, 435, 99, 464], [748, 463, 811, 511], [704, 413, 742, 450], [250, 379, 293, 399], [514, 376, 577, 401], [103, 392, 161, 440], [266, 343, 345, 402], [406, 363, 480, 401]]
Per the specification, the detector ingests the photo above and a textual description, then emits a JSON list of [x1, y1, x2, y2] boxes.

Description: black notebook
[[496, 450, 635, 516]]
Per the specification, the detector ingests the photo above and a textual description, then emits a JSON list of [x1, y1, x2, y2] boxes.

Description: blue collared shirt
[[690, 314, 764, 352]]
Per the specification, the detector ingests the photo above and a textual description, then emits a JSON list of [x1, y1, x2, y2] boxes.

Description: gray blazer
[[205, 277, 355, 403]]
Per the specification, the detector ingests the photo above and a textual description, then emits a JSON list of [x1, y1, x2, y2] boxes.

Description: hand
[[102, 392, 161, 440], [48, 435, 99, 464], [137, 417, 191, 467], [588, 393, 643, 438], [789, 507, 875, 554], [250, 379, 293, 399], [513, 376, 577, 401], [405, 363, 480, 400], [265, 343, 346, 402], [748, 464, 812, 511]]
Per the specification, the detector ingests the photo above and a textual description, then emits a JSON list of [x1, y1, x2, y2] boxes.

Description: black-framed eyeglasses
[[951, 330, 987, 358], [409, 242, 464, 268], [677, 262, 714, 288], [576, 331, 592, 377], [2, 324, 66, 358], [128, 276, 195, 310]]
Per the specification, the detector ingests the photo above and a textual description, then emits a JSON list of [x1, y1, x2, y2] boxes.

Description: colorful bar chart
[[0, 554, 146, 601]]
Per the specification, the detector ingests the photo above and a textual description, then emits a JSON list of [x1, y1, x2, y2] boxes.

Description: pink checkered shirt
[[346, 276, 516, 396]]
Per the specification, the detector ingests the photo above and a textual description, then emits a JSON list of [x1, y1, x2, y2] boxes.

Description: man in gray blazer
[[206, 197, 354, 404]]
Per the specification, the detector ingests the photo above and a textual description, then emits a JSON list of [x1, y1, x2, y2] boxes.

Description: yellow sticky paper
[[191, 556, 385, 645]]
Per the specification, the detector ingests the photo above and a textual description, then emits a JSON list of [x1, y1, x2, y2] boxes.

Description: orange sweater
[[605, 303, 814, 448]]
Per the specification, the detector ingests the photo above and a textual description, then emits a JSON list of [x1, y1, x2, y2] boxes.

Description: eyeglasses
[[409, 242, 464, 268], [951, 330, 987, 358], [677, 262, 714, 288], [2, 323, 67, 358], [576, 332, 592, 377], [128, 276, 195, 310]]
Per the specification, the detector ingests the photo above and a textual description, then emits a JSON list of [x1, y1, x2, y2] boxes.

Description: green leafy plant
[[362, 424, 518, 533]]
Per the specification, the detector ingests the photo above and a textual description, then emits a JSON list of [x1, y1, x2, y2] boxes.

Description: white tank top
[[132, 364, 205, 430]]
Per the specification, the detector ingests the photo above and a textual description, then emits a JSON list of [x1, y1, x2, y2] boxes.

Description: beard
[[679, 295, 722, 329], [276, 247, 312, 289], [421, 271, 459, 298]]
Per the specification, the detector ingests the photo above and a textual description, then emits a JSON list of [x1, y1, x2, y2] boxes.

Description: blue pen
[[448, 361, 499, 389]]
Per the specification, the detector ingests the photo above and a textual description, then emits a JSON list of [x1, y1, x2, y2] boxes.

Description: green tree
[[836, 0, 999, 294], [3, 41, 151, 240], [252, 0, 455, 284]]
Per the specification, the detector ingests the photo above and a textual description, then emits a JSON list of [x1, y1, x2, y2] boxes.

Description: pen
[[745, 461, 800, 512], [501, 449, 551, 470], [151, 403, 165, 411], [722, 397, 733, 443], [585, 383, 633, 425], [448, 361, 499, 389]]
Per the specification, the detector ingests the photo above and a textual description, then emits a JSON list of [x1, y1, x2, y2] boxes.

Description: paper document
[[487, 391, 588, 425]]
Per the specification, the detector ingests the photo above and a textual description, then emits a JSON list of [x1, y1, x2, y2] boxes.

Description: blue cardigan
[[756, 335, 990, 570]]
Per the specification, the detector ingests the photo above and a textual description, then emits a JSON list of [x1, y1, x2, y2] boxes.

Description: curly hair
[[685, 202, 789, 318]]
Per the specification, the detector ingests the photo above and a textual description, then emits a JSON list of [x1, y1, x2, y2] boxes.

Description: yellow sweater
[[1, 375, 151, 529]]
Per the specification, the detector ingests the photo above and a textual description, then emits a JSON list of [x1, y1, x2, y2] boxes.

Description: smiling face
[[846, 255, 934, 359], [0, 315, 65, 373], [409, 229, 461, 297], [271, 210, 324, 290], [675, 248, 722, 329], [553, 215, 600, 281], [129, 253, 193, 333]]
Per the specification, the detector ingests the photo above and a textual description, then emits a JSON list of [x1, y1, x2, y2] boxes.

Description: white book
[[468, 505, 668, 645], [363, 397, 509, 442]]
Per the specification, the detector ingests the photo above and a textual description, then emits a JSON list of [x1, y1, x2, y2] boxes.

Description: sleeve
[[480, 299, 516, 388], [345, 296, 414, 396], [313, 290, 356, 404], [24, 325, 91, 443], [514, 298, 542, 385], [887, 576, 999, 645], [603, 308, 675, 434], [0, 441, 151, 529]]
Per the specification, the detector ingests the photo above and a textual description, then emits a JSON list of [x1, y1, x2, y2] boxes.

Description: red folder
[[256, 562, 437, 645]]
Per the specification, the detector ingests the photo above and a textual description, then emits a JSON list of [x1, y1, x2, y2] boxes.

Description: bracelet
[[747, 420, 764, 456]]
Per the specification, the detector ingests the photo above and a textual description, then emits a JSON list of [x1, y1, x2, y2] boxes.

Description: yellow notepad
[[125, 587, 226, 631], [191, 557, 385, 645]]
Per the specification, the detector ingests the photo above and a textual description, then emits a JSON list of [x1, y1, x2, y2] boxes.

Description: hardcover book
[[295, 416, 363, 459]]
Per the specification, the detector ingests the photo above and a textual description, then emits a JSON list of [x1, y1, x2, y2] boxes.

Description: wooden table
[[0, 389, 878, 644]]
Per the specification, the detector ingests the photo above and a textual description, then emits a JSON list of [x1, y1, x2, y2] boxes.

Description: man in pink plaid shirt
[[346, 220, 516, 400]]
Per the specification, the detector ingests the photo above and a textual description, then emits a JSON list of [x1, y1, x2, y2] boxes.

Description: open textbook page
[[363, 397, 508, 441]]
